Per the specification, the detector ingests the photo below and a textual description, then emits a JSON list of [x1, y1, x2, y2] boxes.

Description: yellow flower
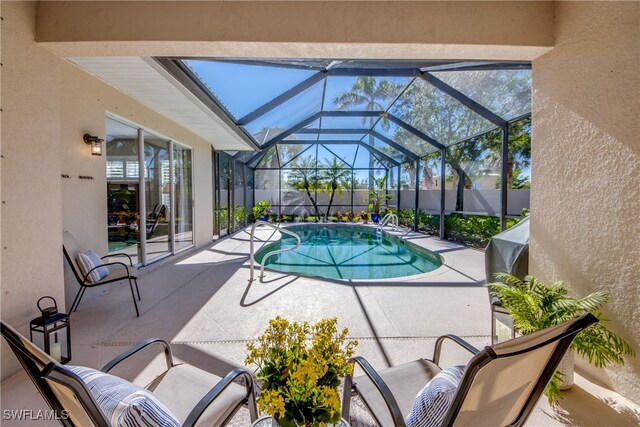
[[258, 389, 285, 416], [246, 317, 358, 425]]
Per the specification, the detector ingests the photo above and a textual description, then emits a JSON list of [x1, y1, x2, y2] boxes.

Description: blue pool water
[[109, 241, 135, 252], [255, 225, 442, 280]]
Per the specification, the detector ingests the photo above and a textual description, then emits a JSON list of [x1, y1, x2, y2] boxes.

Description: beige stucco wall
[[36, 1, 554, 60], [1, 1, 65, 378], [531, 1, 640, 404], [1, 1, 215, 379]]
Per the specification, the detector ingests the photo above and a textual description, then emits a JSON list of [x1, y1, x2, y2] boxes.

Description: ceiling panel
[[67, 57, 254, 151]]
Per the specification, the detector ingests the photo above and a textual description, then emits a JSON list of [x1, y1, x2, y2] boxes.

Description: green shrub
[[398, 209, 521, 248], [252, 200, 272, 220]]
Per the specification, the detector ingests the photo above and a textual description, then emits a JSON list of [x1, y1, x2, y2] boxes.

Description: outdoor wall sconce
[[83, 133, 104, 156]]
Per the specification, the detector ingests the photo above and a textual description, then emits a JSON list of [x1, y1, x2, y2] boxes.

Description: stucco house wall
[[1, 1, 215, 379], [531, 1, 640, 403]]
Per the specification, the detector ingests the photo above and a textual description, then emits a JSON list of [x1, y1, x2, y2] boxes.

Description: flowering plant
[[246, 317, 358, 426]]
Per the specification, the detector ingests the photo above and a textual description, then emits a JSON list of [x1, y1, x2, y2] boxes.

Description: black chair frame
[[63, 246, 141, 317]]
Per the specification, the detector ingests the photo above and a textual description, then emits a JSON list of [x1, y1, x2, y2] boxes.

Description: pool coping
[[253, 222, 468, 283]]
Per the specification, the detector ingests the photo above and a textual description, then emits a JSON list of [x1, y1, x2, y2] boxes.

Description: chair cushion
[[354, 359, 442, 427], [76, 251, 109, 284], [147, 363, 248, 426], [66, 366, 179, 427], [405, 365, 465, 427]]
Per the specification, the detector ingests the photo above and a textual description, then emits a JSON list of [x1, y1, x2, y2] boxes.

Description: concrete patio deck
[[2, 225, 639, 426]]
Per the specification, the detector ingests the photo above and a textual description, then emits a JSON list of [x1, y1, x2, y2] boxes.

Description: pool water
[[255, 225, 442, 280], [108, 241, 135, 252]]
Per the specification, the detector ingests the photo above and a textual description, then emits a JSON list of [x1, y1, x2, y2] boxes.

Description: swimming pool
[[254, 224, 442, 280]]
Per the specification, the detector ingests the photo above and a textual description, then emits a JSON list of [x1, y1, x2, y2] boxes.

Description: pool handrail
[[377, 213, 399, 234], [249, 221, 301, 282]]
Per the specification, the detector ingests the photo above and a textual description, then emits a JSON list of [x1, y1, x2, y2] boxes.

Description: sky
[[185, 59, 531, 180]]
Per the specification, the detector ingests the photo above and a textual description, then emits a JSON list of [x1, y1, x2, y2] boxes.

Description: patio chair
[[342, 313, 597, 427], [146, 204, 166, 238], [1, 321, 259, 427], [63, 232, 141, 317]]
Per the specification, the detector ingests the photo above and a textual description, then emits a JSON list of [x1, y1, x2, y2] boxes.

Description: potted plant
[[253, 200, 272, 222], [487, 274, 634, 405], [246, 317, 358, 427], [368, 176, 391, 224]]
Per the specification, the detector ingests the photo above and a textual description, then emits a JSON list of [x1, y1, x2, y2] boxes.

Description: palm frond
[[544, 370, 563, 406], [492, 272, 525, 287], [487, 274, 634, 376]]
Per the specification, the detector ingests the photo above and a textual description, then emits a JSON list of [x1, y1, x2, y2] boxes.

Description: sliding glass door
[[106, 116, 194, 265], [106, 118, 142, 264], [143, 132, 171, 263], [174, 145, 193, 251]]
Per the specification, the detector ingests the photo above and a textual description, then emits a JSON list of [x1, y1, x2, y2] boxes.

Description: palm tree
[[287, 155, 320, 219], [333, 77, 403, 188], [481, 117, 531, 189], [320, 157, 352, 218]]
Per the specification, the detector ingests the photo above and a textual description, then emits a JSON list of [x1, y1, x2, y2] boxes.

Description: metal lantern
[[29, 297, 71, 363]]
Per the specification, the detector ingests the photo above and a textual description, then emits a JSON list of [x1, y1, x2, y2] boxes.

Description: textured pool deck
[[2, 224, 639, 426]]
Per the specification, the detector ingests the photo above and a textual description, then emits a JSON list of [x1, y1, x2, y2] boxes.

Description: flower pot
[[260, 215, 267, 221], [558, 351, 575, 390], [269, 417, 349, 427], [372, 213, 380, 223]]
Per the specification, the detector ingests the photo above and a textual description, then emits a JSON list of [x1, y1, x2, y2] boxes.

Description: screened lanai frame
[[155, 58, 532, 238], [252, 142, 400, 219]]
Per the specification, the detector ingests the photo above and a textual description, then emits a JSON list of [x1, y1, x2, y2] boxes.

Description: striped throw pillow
[[76, 251, 109, 284], [67, 366, 179, 427], [405, 365, 465, 427]]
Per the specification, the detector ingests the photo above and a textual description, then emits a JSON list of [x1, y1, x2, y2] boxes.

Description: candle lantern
[[29, 297, 71, 363], [491, 302, 516, 344]]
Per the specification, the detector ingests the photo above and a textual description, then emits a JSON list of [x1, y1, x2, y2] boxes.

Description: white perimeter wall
[[255, 188, 530, 216]]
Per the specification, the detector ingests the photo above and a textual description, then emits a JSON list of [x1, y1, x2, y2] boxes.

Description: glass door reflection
[[144, 132, 171, 262], [174, 144, 193, 252], [106, 118, 141, 264], [217, 153, 231, 237]]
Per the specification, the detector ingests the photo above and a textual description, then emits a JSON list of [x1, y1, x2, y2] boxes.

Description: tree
[[511, 168, 531, 190], [392, 76, 532, 210], [427, 71, 532, 190], [504, 118, 531, 189], [276, 143, 305, 167], [287, 155, 320, 219], [333, 77, 403, 188], [446, 139, 485, 211], [320, 157, 352, 217]]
